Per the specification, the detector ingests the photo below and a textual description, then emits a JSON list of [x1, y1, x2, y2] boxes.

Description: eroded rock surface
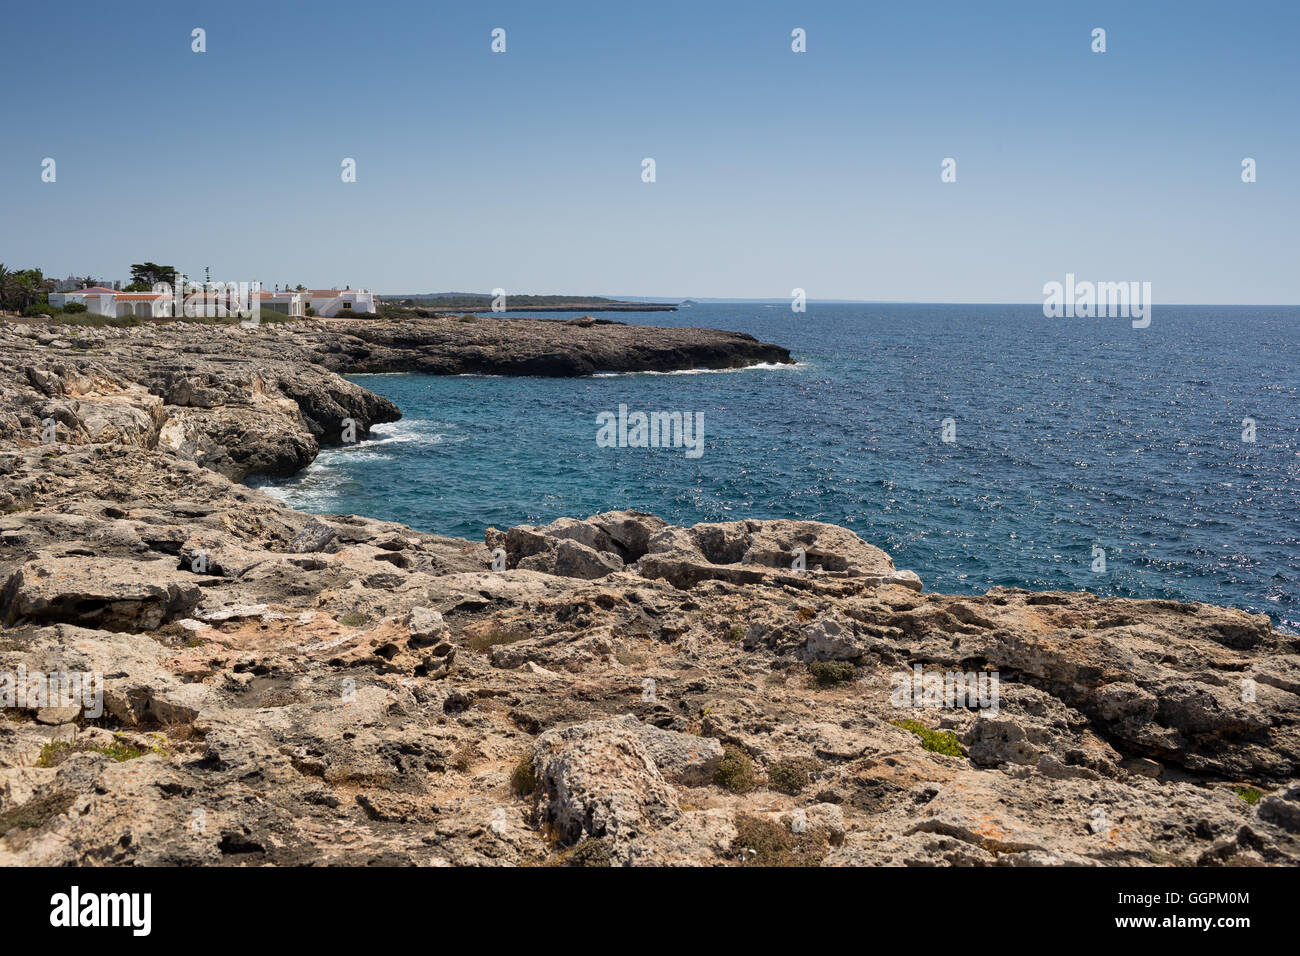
[[0, 320, 1296, 867]]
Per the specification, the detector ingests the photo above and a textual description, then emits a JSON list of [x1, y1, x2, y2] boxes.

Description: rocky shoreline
[[310, 313, 791, 378], [0, 317, 1297, 866], [0, 316, 791, 479]]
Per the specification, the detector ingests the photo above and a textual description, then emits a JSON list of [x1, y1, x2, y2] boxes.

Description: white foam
[[256, 483, 292, 501], [366, 419, 443, 446], [591, 362, 807, 378]]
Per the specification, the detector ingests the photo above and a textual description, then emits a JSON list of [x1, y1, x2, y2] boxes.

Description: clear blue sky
[[2, 0, 1295, 302]]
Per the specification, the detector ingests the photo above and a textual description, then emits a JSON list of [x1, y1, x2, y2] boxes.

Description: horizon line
[[386, 296, 1300, 308]]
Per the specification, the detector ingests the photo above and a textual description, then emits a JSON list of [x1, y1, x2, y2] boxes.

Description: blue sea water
[[253, 304, 1300, 630]]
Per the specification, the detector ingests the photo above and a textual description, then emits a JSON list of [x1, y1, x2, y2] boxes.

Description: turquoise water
[[254, 304, 1300, 630]]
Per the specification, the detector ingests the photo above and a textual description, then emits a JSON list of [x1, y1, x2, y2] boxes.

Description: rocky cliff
[[0, 319, 1296, 866]]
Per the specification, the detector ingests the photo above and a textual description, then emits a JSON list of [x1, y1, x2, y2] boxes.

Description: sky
[[2, 0, 1296, 302]]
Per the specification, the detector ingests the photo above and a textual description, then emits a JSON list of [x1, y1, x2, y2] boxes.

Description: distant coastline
[[386, 294, 677, 313]]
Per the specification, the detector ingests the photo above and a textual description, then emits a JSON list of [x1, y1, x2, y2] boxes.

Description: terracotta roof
[[115, 293, 167, 301], [66, 287, 117, 295]]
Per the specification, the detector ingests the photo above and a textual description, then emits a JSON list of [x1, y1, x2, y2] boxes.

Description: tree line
[[0, 262, 183, 312], [0, 265, 56, 313]]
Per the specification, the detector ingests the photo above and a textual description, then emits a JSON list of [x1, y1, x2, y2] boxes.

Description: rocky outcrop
[[1, 557, 200, 632], [0, 319, 1297, 867], [0, 325, 399, 481], [485, 511, 923, 592], [313, 314, 793, 376], [0, 316, 790, 482], [533, 717, 683, 853]]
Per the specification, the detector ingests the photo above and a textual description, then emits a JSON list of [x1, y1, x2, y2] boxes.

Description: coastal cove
[[7, 0, 1300, 886], [257, 303, 1300, 632], [0, 308, 1298, 867]]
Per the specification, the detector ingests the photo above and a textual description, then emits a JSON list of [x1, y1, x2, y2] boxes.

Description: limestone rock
[[532, 717, 681, 853], [0, 318, 1296, 868], [1, 556, 200, 631]]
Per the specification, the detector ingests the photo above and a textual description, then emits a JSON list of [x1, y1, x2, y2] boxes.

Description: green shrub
[[768, 757, 820, 795], [36, 735, 162, 767], [713, 744, 757, 793], [1234, 786, 1263, 805], [547, 837, 612, 867], [93, 737, 150, 762], [510, 755, 537, 796], [808, 659, 856, 686], [62, 301, 88, 313], [892, 719, 965, 757], [35, 740, 75, 768], [733, 813, 828, 867], [22, 304, 55, 317]]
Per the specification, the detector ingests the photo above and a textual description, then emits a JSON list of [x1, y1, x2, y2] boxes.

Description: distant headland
[[387, 293, 677, 313]]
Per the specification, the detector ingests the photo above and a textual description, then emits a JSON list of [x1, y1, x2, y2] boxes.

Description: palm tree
[[0, 266, 56, 313], [0, 265, 17, 313], [13, 272, 37, 311], [11, 269, 51, 311]]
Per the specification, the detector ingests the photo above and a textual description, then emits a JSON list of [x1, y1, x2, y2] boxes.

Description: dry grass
[[466, 627, 530, 653]]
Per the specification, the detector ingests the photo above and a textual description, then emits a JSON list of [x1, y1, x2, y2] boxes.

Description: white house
[[298, 288, 378, 317], [258, 291, 306, 317], [49, 287, 169, 317], [49, 285, 379, 319], [48, 286, 117, 306]]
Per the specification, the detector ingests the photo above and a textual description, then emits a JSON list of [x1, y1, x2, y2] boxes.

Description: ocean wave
[[366, 420, 445, 445], [253, 483, 292, 501], [591, 362, 808, 378]]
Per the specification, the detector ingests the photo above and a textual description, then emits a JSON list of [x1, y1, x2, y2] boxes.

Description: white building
[[48, 285, 379, 319], [297, 288, 379, 317], [49, 287, 169, 317], [258, 291, 305, 317]]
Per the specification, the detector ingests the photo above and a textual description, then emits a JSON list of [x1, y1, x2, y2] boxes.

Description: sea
[[250, 303, 1300, 632]]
